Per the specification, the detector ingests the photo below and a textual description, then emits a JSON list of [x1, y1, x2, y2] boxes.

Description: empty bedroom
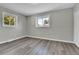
[[0, 3, 79, 55]]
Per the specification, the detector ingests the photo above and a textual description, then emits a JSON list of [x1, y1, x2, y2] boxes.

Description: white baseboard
[[16, 35, 79, 47], [27, 35, 74, 44], [0, 35, 27, 44], [74, 42, 79, 48], [0, 39, 16, 44], [0, 35, 77, 47]]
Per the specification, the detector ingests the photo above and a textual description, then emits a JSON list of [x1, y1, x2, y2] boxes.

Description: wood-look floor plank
[[4, 38, 40, 55], [0, 37, 79, 55]]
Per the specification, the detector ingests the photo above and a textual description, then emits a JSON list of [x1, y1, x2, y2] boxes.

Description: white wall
[[0, 6, 28, 43], [74, 4, 79, 46], [27, 8, 73, 42]]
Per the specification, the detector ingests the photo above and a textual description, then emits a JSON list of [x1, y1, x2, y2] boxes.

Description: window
[[38, 18, 43, 27], [3, 12, 17, 27], [36, 16, 49, 27]]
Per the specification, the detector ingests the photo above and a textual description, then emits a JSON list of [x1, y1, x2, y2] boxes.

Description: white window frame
[[2, 12, 17, 27], [36, 15, 49, 27]]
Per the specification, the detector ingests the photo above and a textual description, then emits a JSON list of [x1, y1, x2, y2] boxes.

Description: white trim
[[0, 35, 77, 47], [74, 42, 79, 48], [2, 12, 18, 27], [0, 35, 27, 44], [27, 35, 74, 44], [0, 38, 17, 44]]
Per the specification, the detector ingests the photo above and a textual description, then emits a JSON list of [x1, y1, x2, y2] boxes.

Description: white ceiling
[[0, 3, 75, 16]]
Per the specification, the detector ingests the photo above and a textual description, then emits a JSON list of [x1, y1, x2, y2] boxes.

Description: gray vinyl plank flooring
[[0, 37, 79, 55]]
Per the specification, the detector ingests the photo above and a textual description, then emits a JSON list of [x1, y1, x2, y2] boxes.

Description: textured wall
[[0, 6, 28, 42], [27, 8, 73, 41]]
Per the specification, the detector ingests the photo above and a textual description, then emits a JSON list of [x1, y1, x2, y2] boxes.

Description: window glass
[[36, 16, 49, 27], [38, 18, 43, 27]]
